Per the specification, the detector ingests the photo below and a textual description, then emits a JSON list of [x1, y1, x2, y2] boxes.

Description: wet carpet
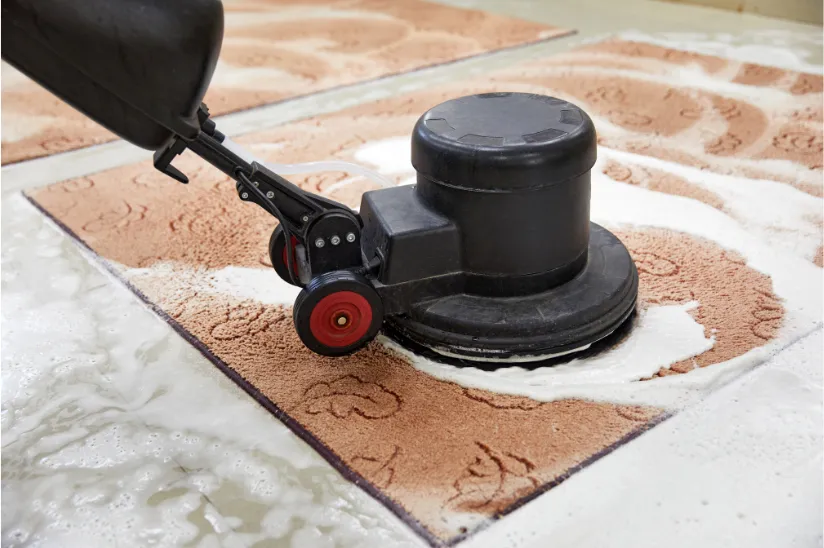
[[25, 39, 822, 545]]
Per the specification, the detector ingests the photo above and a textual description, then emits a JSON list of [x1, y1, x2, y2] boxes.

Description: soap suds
[[385, 303, 713, 405], [3, 194, 416, 548], [126, 262, 302, 306], [354, 136, 415, 175], [600, 149, 823, 263], [615, 30, 824, 74]]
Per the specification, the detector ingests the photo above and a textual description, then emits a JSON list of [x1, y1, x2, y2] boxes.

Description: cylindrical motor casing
[[411, 92, 597, 296]]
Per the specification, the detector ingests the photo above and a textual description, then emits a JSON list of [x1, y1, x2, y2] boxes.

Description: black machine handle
[[154, 104, 364, 283], [1, 0, 366, 284], [154, 104, 357, 236]]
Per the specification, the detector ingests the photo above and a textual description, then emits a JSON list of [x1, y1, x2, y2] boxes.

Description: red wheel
[[269, 225, 303, 287], [309, 291, 373, 348], [293, 271, 384, 356]]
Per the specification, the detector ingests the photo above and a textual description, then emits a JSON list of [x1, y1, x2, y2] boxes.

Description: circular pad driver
[[384, 224, 638, 363]]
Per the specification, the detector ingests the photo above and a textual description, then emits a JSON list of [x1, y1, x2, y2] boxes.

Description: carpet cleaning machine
[[3, 0, 638, 363]]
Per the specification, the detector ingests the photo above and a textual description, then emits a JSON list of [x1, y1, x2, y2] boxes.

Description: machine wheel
[[293, 271, 384, 356], [269, 224, 303, 287]]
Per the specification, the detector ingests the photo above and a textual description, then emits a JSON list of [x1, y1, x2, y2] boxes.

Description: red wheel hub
[[281, 235, 299, 275], [309, 291, 373, 348]]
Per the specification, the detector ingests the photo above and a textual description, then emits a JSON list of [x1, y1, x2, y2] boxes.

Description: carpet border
[[24, 189, 674, 547]]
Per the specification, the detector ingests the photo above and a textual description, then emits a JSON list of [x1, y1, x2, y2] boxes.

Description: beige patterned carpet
[[0, 0, 570, 165], [26, 40, 822, 545]]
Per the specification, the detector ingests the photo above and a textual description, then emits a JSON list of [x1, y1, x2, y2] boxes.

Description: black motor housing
[[361, 92, 637, 362], [412, 92, 595, 295]]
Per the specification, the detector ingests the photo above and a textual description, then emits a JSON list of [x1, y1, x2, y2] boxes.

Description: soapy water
[[2, 195, 419, 548]]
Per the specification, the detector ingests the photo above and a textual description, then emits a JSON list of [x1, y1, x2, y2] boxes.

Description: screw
[[302, 215, 309, 223], [346, 232, 356, 243], [253, 181, 259, 187], [330, 235, 341, 246], [241, 192, 249, 199], [315, 238, 325, 248], [266, 191, 274, 199]]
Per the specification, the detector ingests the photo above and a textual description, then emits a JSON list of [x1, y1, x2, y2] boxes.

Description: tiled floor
[[2, 1, 822, 547]]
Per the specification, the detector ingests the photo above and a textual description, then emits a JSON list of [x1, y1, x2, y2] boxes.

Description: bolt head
[[301, 215, 309, 223], [253, 181, 259, 187], [241, 192, 249, 199], [266, 191, 275, 199], [346, 232, 356, 243], [314, 238, 325, 248], [330, 235, 341, 246]]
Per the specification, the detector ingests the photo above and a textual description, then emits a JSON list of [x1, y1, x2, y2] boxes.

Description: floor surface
[[2, 1, 822, 547]]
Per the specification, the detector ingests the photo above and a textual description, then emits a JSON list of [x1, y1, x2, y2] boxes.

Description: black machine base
[[383, 224, 638, 364]]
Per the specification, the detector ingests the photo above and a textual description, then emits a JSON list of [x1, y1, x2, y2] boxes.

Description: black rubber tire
[[269, 224, 303, 287], [293, 271, 384, 356]]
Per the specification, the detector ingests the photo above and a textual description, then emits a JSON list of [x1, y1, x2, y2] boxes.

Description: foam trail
[[385, 303, 715, 408]]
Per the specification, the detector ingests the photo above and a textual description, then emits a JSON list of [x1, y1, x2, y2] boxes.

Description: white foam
[[599, 148, 823, 262], [384, 303, 714, 406], [590, 165, 822, 322], [353, 136, 415, 175], [204, 265, 302, 305], [124, 262, 302, 306], [3, 195, 418, 548], [616, 30, 824, 74]]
